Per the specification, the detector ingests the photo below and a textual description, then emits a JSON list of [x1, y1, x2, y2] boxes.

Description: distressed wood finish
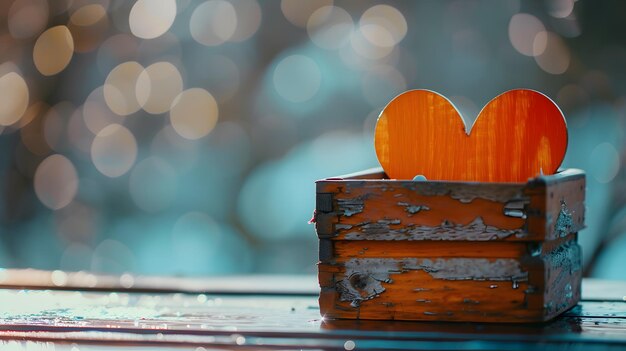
[[315, 168, 585, 323], [374, 89, 568, 182]]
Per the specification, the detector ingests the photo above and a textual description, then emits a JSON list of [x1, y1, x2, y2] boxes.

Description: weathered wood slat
[[333, 241, 528, 259], [315, 169, 585, 242], [318, 237, 580, 322]]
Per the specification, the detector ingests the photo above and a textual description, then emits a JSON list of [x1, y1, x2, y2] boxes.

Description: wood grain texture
[[374, 89, 568, 182]]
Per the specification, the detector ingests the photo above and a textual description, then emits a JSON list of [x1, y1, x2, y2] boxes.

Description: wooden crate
[[314, 168, 585, 323]]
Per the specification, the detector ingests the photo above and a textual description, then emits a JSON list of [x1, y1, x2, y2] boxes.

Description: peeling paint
[[543, 240, 581, 316], [337, 197, 366, 217], [503, 199, 527, 218], [377, 219, 402, 225], [336, 271, 390, 307], [343, 217, 523, 241], [336, 257, 528, 307], [548, 239, 581, 274], [397, 202, 430, 215], [555, 201, 574, 237]]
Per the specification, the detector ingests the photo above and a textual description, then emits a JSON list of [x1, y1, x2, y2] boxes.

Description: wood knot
[[349, 273, 368, 290]]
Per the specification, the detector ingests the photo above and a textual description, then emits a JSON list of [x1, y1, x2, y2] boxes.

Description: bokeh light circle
[[33, 26, 74, 76], [34, 154, 79, 210], [359, 5, 407, 48], [104, 61, 144, 116], [281, 0, 333, 27], [190, 0, 237, 46], [229, 0, 262, 42], [307, 6, 353, 50], [508, 13, 546, 57], [169, 88, 218, 140], [8, 0, 49, 39], [70, 4, 107, 26], [136, 61, 183, 114], [68, 3, 110, 53], [349, 28, 394, 60], [534, 32, 570, 75], [0, 72, 29, 126], [590, 142, 620, 184], [91, 123, 138, 177], [547, 0, 575, 18], [129, 0, 177, 39], [273, 55, 322, 103]]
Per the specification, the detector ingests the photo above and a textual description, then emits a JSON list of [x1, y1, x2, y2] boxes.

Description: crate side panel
[[319, 264, 545, 322], [525, 174, 585, 241], [331, 180, 531, 241], [320, 248, 532, 320], [543, 238, 582, 320]]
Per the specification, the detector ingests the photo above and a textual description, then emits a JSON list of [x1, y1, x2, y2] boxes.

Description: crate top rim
[[315, 167, 585, 187]]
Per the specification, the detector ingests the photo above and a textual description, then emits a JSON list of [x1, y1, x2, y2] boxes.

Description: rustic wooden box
[[314, 168, 585, 323]]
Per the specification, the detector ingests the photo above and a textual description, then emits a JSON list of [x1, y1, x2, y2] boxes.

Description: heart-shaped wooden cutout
[[374, 89, 568, 182]]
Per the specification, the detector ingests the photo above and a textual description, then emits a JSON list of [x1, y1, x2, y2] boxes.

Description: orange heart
[[374, 89, 568, 182]]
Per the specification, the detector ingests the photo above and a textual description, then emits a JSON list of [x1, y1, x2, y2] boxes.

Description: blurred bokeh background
[[0, 0, 624, 278]]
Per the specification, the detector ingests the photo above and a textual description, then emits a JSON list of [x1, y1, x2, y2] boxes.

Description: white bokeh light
[[307, 6, 353, 50], [590, 142, 620, 184], [229, 0, 262, 42], [359, 5, 407, 48], [508, 13, 547, 57], [129, 0, 177, 39], [534, 32, 571, 75], [34, 154, 79, 210], [136, 61, 183, 115], [104, 61, 144, 116], [190, 0, 237, 46], [0, 72, 29, 126], [169, 88, 219, 140], [547, 0, 575, 18], [91, 123, 138, 177]]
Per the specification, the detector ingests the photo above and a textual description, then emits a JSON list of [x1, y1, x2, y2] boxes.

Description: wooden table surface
[[0, 269, 625, 350]]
